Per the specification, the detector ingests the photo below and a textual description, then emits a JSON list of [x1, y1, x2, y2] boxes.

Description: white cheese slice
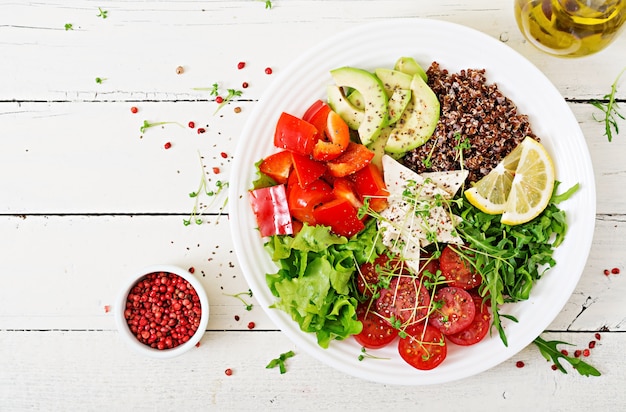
[[378, 155, 468, 273]]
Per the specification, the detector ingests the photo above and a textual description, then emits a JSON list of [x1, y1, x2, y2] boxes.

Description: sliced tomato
[[290, 153, 327, 188], [273, 112, 318, 156], [356, 254, 390, 300], [419, 252, 440, 277], [376, 275, 431, 327], [312, 110, 350, 162], [288, 175, 334, 225], [350, 163, 389, 212], [398, 323, 447, 370], [439, 245, 482, 289], [302, 99, 331, 134], [258, 150, 293, 184], [428, 286, 476, 335], [326, 142, 375, 178], [312, 198, 365, 238], [354, 303, 399, 349], [332, 178, 363, 210], [249, 184, 293, 237], [446, 293, 491, 346]]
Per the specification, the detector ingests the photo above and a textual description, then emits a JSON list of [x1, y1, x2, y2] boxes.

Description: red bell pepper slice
[[249, 185, 293, 237], [332, 178, 363, 210], [258, 150, 293, 184], [312, 110, 350, 162], [302, 100, 332, 134], [291, 152, 327, 187], [313, 198, 365, 238], [350, 163, 389, 212], [326, 142, 375, 178], [288, 175, 334, 225], [274, 112, 318, 156]]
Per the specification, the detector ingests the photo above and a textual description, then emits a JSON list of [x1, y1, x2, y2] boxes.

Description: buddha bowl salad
[[248, 57, 577, 371]]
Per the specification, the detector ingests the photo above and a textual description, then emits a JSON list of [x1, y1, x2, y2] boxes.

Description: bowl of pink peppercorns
[[115, 264, 209, 358]]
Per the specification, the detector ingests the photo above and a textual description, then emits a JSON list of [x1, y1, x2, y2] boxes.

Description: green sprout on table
[[266, 351, 295, 374], [257, 0, 273, 9], [64, 23, 73, 31], [184, 152, 229, 226], [95, 77, 107, 84], [591, 67, 625, 142], [139, 120, 183, 133], [224, 289, 254, 311], [97, 7, 108, 19], [193, 83, 244, 114]]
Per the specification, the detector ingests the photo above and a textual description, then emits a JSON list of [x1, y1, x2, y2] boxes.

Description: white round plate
[[229, 18, 595, 385]]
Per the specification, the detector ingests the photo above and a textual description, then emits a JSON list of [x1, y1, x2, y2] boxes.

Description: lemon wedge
[[501, 137, 555, 225], [465, 136, 555, 225], [464, 143, 523, 214]]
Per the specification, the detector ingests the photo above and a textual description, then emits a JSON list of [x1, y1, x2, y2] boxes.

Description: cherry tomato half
[[446, 293, 492, 346], [428, 286, 476, 335], [439, 245, 482, 289], [398, 323, 447, 370], [376, 275, 431, 327], [354, 303, 398, 349]]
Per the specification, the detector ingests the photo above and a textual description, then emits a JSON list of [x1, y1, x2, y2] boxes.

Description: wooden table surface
[[1, 1, 625, 410]]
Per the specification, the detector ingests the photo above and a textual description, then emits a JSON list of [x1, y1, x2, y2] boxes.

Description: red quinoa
[[402, 62, 537, 183]]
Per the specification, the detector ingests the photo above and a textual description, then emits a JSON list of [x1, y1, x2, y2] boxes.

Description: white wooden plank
[[0, 330, 620, 410], [0, 215, 274, 331], [0, 1, 624, 102]]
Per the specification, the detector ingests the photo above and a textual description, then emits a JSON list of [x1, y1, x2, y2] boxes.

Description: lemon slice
[[464, 143, 523, 214], [501, 137, 555, 225]]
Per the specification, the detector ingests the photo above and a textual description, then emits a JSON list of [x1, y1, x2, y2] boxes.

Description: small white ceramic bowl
[[115, 264, 210, 359]]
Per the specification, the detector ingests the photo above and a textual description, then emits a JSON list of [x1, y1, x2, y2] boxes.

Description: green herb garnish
[[139, 120, 183, 133], [266, 351, 295, 374], [533, 335, 601, 376], [224, 289, 254, 311], [95, 77, 107, 84], [591, 67, 625, 142], [184, 152, 229, 226], [97, 7, 108, 19], [64, 23, 73, 30]]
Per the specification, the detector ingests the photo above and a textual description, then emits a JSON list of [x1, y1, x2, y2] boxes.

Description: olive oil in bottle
[[514, 0, 625, 57]]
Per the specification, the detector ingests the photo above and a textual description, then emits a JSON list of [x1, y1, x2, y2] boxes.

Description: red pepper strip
[[249, 185, 293, 237]]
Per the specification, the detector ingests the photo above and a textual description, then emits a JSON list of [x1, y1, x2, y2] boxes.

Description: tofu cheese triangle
[[378, 155, 468, 274]]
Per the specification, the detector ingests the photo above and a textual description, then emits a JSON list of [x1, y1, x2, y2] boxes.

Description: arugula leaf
[[455, 182, 578, 346], [591, 67, 625, 142], [533, 336, 601, 377], [266, 351, 295, 374]]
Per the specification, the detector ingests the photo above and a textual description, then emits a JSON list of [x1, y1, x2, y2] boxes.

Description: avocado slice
[[327, 85, 363, 130], [330, 67, 388, 146], [375, 68, 413, 125], [394, 57, 428, 82], [384, 74, 440, 154]]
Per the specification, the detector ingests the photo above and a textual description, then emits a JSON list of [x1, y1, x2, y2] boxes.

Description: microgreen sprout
[[193, 83, 244, 114], [224, 289, 254, 311], [96, 7, 108, 19], [591, 67, 625, 142], [95, 77, 107, 84], [184, 152, 229, 226], [214, 88, 243, 114], [139, 120, 183, 133], [257, 0, 273, 9], [266, 350, 295, 374], [357, 347, 390, 362], [64, 23, 73, 30]]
